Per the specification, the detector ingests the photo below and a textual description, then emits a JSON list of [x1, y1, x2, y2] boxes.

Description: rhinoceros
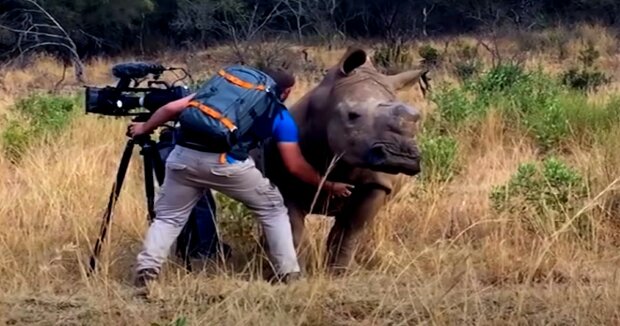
[[252, 47, 429, 273]]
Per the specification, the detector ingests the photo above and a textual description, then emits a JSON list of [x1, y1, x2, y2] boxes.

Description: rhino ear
[[338, 48, 367, 76]]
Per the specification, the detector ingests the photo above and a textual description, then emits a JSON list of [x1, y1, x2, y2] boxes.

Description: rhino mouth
[[361, 142, 421, 176]]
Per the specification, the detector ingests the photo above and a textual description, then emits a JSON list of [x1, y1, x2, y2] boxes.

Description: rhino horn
[[386, 69, 429, 90]]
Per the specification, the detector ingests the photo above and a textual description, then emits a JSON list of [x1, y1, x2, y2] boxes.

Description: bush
[[418, 44, 441, 66], [454, 61, 481, 81], [561, 41, 611, 92], [523, 103, 569, 152], [433, 59, 620, 152], [474, 62, 529, 93], [561, 68, 610, 92], [419, 133, 460, 183], [1, 93, 77, 163], [429, 85, 484, 128], [490, 157, 591, 240], [452, 43, 481, 81], [152, 316, 189, 326], [433, 61, 595, 151], [214, 192, 257, 250]]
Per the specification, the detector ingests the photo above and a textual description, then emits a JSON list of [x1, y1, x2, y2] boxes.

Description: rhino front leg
[[326, 186, 387, 273], [287, 202, 309, 270]]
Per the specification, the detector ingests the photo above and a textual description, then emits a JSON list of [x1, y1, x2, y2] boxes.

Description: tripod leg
[[88, 139, 135, 275], [152, 141, 166, 186], [142, 142, 157, 224]]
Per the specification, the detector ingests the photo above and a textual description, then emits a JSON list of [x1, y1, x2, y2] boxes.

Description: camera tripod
[[87, 114, 167, 276]]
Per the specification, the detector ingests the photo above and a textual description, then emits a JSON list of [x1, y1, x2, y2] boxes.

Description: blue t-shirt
[[225, 109, 298, 163]]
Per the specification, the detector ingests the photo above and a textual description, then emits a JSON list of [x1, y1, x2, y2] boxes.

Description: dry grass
[[1, 25, 620, 325]]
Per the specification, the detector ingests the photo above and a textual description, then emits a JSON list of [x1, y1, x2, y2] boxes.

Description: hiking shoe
[[133, 268, 159, 289], [282, 271, 302, 284], [270, 271, 302, 285]]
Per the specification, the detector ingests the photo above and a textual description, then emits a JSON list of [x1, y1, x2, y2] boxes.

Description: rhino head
[[305, 47, 427, 177]]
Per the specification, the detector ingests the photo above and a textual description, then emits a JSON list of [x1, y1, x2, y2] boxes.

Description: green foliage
[[2, 121, 32, 163], [561, 68, 610, 92], [430, 63, 536, 130], [418, 44, 441, 66], [522, 103, 568, 151], [419, 133, 460, 183], [429, 85, 484, 128], [2, 93, 77, 163], [214, 192, 256, 249], [474, 62, 528, 93], [429, 60, 620, 151], [454, 61, 481, 81], [450, 42, 482, 82], [151, 316, 189, 326], [490, 157, 591, 240], [561, 41, 611, 92]]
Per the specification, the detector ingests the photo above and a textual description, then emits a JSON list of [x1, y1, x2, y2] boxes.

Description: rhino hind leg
[[326, 186, 387, 274]]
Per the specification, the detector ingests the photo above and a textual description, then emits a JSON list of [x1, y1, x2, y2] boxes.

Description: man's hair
[[263, 67, 295, 90]]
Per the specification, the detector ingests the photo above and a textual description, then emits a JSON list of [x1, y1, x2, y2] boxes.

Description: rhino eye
[[348, 112, 361, 121]]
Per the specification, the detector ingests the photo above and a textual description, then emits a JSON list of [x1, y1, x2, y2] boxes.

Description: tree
[[0, 0, 85, 83]]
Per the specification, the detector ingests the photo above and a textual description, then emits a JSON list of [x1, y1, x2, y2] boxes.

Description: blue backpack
[[177, 65, 281, 155]]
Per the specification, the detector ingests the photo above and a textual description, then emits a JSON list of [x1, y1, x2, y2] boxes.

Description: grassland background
[[1, 24, 620, 325]]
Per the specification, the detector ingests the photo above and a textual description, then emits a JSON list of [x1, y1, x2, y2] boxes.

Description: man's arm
[[128, 93, 196, 137], [272, 109, 353, 197], [143, 93, 196, 133], [277, 142, 333, 189]]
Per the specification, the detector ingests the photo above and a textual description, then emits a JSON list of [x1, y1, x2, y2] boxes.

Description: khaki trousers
[[135, 145, 300, 276]]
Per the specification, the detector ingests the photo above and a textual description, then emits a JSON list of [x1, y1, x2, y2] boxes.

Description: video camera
[[84, 62, 193, 117]]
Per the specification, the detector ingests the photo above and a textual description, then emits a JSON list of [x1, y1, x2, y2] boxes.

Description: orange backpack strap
[[187, 100, 237, 132], [219, 153, 227, 164], [218, 69, 266, 91]]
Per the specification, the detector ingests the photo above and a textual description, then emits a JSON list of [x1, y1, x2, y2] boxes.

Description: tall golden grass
[[1, 24, 620, 324]]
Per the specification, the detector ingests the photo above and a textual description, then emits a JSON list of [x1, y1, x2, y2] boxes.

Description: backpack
[[177, 65, 281, 154]]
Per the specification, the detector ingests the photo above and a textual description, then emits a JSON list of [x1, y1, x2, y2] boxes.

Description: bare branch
[[0, 0, 85, 83], [216, 0, 287, 65]]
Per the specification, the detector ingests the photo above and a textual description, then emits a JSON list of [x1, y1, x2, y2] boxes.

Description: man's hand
[[125, 93, 196, 139], [327, 182, 355, 198], [127, 122, 148, 138]]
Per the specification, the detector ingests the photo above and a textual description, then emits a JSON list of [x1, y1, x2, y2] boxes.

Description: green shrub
[[2, 121, 32, 162], [474, 62, 529, 93], [214, 192, 256, 249], [429, 83, 488, 130], [561, 41, 611, 92], [561, 68, 610, 92], [419, 133, 459, 183], [433, 59, 620, 151], [452, 43, 481, 81], [418, 44, 441, 66], [523, 102, 569, 152], [151, 316, 189, 326], [1, 93, 77, 162], [454, 60, 481, 81], [490, 157, 591, 240]]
